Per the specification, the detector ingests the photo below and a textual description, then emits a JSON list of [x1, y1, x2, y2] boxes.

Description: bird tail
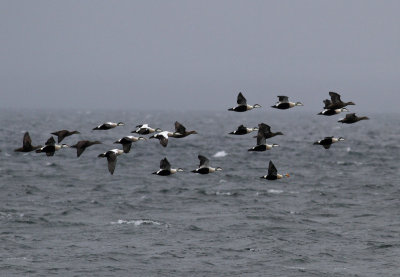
[[228, 108, 234, 111], [98, 153, 106, 158]]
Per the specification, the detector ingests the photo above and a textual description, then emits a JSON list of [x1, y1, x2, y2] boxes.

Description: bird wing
[[258, 123, 271, 134], [323, 99, 332, 109], [23, 132, 33, 148], [45, 137, 56, 146], [107, 152, 117, 175], [52, 130, 67, 143], [345, 113, 357, 120], [323, 144, 331, 149], [122, 143, 132, 153], [256, 129, 266, 145], [76, 145, 86, 157], [278, 96, 289, 102], [237, 125, 247, 132], [175, 121, 186, 134], [158, 133, 169, 147], [268, 161, 278, 177], [198, 155, 209, 167], [237, 92, 247, 105], [160, 158, 171, 170], [329, 92, 342, 103]]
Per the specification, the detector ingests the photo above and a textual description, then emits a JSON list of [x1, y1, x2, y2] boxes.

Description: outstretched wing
[[122, 143, 132, 153], [160, 158, 171, 170], [323, 144, 331, 149], [258, 123, 271, 136], [323, 99, 332, 109], [198, 155, 209, 167], [107, 153, 117, 175], [267, 161, 278, 177], [175, 121, 186, 134], [345, 113, 357, 120], [329, 92, 342, 104], [45, 136, 56, 146], [237, 92, 247, 105], [23, 132, 33, 148], [256, 129, 266, 145], [236, 125, 247, 133], [278, 96, 289, 103]]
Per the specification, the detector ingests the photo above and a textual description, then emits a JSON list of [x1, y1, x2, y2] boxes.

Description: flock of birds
[[13, 91, 369, 178]]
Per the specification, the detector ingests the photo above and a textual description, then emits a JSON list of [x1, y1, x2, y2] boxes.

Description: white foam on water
[[111, 219, 164, 226], [215, 191, 232, 196], [213, 151, 227, 158], [268, 189, 283, 194]]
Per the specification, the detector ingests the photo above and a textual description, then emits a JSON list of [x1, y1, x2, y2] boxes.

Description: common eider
[[71, 140, 102, 157], [98, 149, 124, 175], [252, 123, 283, 139], [153, 157, 183, 176], [313, 136, 344, 149], [93, 122, 124, 130], [271, 96, 303, 110], [228, 92, 261, 112], [131, 124, 162, 135], [338, 113, 369, 124], [114, 136, 146, 153], [14, 132, 42, 152], [191, 155, 222, 174], [172, 121, 197, 138], [261, 160, 289, 180], [324, 92, 355, 110], [318, 108, 348, 116], [248, 124, 279, 152], [35, 136, 69, 156], [229, 125, 258, 135], [51, 130, 80, 143], [149, 131, 173, 147]]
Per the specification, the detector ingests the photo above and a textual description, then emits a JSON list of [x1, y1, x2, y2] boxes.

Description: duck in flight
[[153, 157, 184, 176], [131, 124, 162, 135], [318, 108, 348, 116], [114, 136, 146, 153], [313, 136, 344, 149], [228, 92, 261, 112], [51, 130, 80, 143], [338, 113, 369, 124], [271, 96, 303, 110], [261, 160, 289, 180], [229, 125, 258, 135], [248, 123, 280, 152], [14, 132, 42, 152], [191, 155, 222, 174], [149, 131, 173, 147], [71, 140, 102, 157], [172, 121, 197, 138], [324, 92, 355, 110], [35, 137, 69, 156], [98, 149, 124, 175], [93, 122, 124, 130]]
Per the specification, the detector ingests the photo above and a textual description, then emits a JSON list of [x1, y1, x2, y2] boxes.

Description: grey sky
[[1, 0, 399, 112]]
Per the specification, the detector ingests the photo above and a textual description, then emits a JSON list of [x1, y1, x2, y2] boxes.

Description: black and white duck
[[191, 155, 222, 174], [153, 157, 183, 176], [98, 149, 124, 175], [313, 136, 344, 149], [114, 136, 146, 153], [271, 96, 303, 110], [228, 92, 261, 112], [261, 160, 289, 180]]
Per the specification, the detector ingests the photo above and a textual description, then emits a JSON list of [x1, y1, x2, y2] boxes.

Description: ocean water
[[0, 108, 399, 276]]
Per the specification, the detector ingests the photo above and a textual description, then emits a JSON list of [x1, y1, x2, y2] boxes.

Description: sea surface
[[0, 108, 399, 276]]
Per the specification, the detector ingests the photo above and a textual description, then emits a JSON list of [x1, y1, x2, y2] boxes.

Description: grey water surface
[[0, 109, 399, 276]]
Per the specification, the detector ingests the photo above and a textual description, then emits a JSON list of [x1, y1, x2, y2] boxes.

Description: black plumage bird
[[14, 132, 42, 152], [51, 130, 80, 143], [71, 140, 102, 157], [191, 155, 222, 174], [229, 124, 258, 135], [261, 161, 289, 180], [324, 92, 355, 109], [153, 157, 183, 176], [228, 92, 261, 112], [338, 113, 369, 124]]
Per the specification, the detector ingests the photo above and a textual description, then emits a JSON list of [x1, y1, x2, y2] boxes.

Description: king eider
[[229, 125, 258, 135], [191, 155, 222, 174], [248, 123, 279, 152], [338, 113, 369, 124], [313, 136, 344, 149], [149, 131, 173, 147], [35, 136, 69, 156], [51, 130, 80, 143], [271, 96, 303, 110], [324, 91, 355, 110], [14, 132, 42, 152], [93, 122, 124, 130], [153, 157, 183, 176], [98, 149, 124, 175], [228, 92, 261, 112], [261, 160, 289, 180], [172, 121, 197, 138], [114, 136, 146, 153], [71, 140, 102, 157], [131, 124, 162, 135], [318, 108, 348, 116]]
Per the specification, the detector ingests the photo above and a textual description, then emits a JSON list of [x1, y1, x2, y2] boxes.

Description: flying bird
[[261, 161, 289, 180], [51, 130, 80, 143], [131, 124, 162, 135], [93, 122, 124, 130], [318, 108, 348, 116], [71, 140, 102, 157], [248, 123, 280, 152], [228, 92, 261, 112], [149, 131, 173, 147], [14, 132, 42, 152], [229, 125, 258, 135], [338, 113, 369, 124], [35, 137, 69, 156], [152, 157, 183, 176], [323, 92, 355, 109], [313, 136, 344, 149], [191, 155, 222, 174], [172, 121, 197, 138], [114, 136, 146, 153], [98, 149, 124, 175], [271, 96, 303, 110]]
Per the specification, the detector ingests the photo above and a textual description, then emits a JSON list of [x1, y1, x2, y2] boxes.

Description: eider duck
[[149, 131, 173, 147], [35, 136, 69, 156], [93, 122, 124, 130], [153, 157, 183, 176], [131, 124, 162, 135], [71, 140, 102, 157], [338, 113, 369, 124], [313, 136, 344, 149], [172, 121, 197, 138], [51, 130, 80, 143], [14, 132, 42, 152], [114, 136, 146, 153], [271, 96, 303, 110], [318, 108, 348, 116], [229, 125, 258, 135], [261, 160, 289, 180], [98, 149, 124, 175], [325, 91, 355, 110], [248, 124, 279, 152], [228, 92, 261, 112], [191, 155, 222, 174]]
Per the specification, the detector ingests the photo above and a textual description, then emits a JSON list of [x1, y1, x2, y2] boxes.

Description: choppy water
[[0, 109, 399, 276]]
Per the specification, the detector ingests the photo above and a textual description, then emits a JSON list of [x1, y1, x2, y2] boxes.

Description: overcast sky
[[1, 0, 399, 112]]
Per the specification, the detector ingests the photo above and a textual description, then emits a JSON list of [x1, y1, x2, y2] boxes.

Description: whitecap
[[268, 189, 283, 194], [346, 147, 351, 152], [215, 191, 232, 196], [213, 151, 227, 158], [111, 219, 165, 227]]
